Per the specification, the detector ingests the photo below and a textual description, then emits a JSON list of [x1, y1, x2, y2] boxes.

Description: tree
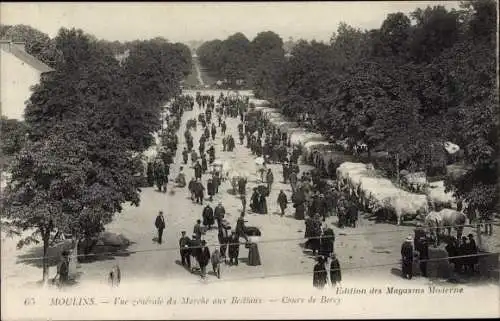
[[0, 117, 28, 159], [408, 6, 461, 63], [252, 47, 286, 100], [443, 0, 498, 212], [2, 122, 141, 283], [1, 27, 191, 282]]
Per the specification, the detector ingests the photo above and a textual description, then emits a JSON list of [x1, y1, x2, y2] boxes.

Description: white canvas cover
[[337, 162, 429, 216], [290, 132, 325, 146], [249, 99, 270, 107], [444, 141, 460, 154]]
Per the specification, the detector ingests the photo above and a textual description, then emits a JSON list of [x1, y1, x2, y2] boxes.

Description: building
[[0, 40, 55, 121]]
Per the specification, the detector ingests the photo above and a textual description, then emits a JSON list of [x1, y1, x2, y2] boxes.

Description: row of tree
[[197, 31, 286, 88], [1, 27, 192, 281], [198, 0, 498, 213]]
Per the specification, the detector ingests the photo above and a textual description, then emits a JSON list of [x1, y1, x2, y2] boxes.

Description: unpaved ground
[[4, 89, 497, 291]]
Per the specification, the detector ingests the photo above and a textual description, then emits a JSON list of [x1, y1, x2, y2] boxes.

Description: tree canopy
[[197, 0, 498, 212], [1, 26, 191, 281]]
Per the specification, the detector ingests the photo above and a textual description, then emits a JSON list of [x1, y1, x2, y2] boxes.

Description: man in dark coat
[[198, 240, 211, 278], [190, 234, 201, 273], [313, 256, 327, 289], [465, 234, 478, 275], [222, 136, 227, 151], [266, 169, 274, 192], [401, 236, 414, 279], [207, 178, 215, 201], [155, 211, 166, 244], [194, 180, 205, 205], [236, 212, 249, 242], [202, 204, 215, 230], [182, 147, 189, 165], [250, 189, 259, 213], [154, 160, 168, 193], [194, 161, 202, 180], [320, 228, 335, 258], [201, 154, 208, 174], [193, 219, 203, 240], [347, 202, 358, 227], [238, 177, 247, 196], [207, 146, 215, 164], [445, 237, 459, 272], [282, 162, 290, 183], [277, 190, 288, 217], [214, 202, 226, 228], [258, 191, 268, 214], [309, 215, 322, 255], [228, 232, 240, 266], [221, 121, 227, 135], [218, 224, 230, 260], [329, 254, 342, 286], [191, 150, 198, 164], [179, 231, 191, 268], [211, 124, 217, 140], [54, 250, 70, 287], [188, 177, 196, 200]]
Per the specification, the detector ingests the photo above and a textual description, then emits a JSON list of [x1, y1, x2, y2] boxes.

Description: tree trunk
[[69, 234, 79, 280], [42, 232, 50, 286], [396, 153, 400, 187]]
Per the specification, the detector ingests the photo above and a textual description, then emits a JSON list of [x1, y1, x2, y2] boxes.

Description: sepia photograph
[[0, 1, 499, 320]]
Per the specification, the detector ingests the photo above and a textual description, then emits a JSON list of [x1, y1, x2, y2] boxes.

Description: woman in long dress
[[313, 256, 327, 289], [329, 254, 342, 286], [247, 239, 262, 266]]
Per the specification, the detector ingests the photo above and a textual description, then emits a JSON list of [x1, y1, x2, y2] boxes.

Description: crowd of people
[[143, 90, 489, 286]]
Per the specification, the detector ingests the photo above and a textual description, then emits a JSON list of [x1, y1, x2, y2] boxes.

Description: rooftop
[[0, 40, 55, 73]]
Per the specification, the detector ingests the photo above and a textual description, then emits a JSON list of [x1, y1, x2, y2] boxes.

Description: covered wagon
[[249, 99, 270, 107], [289, 130, 323, 146], [337, 162, 429, 225]]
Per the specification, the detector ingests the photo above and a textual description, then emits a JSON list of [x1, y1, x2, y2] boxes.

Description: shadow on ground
[[16, 240, 134, 268]]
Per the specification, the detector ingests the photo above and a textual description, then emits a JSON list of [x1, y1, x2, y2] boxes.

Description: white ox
[[337, 162, 429, 225], [424, 208, 467, 242]]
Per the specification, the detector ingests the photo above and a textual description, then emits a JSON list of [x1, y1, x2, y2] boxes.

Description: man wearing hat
[[179, 231, 191, 269], [228, 231, 240, 266], [277, 190, 288, 217], [53, 250, 70, 287], [401, 235, 414, 279], [154, 211, 166, 244], [190, 234, 201, 273], [214, 202, 226, 228]]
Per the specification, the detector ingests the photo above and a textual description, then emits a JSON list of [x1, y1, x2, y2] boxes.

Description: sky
[[1, 2, 461, 43]]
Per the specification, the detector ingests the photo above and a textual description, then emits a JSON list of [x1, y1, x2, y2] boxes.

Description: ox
[[424, 209, 467, 244]]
